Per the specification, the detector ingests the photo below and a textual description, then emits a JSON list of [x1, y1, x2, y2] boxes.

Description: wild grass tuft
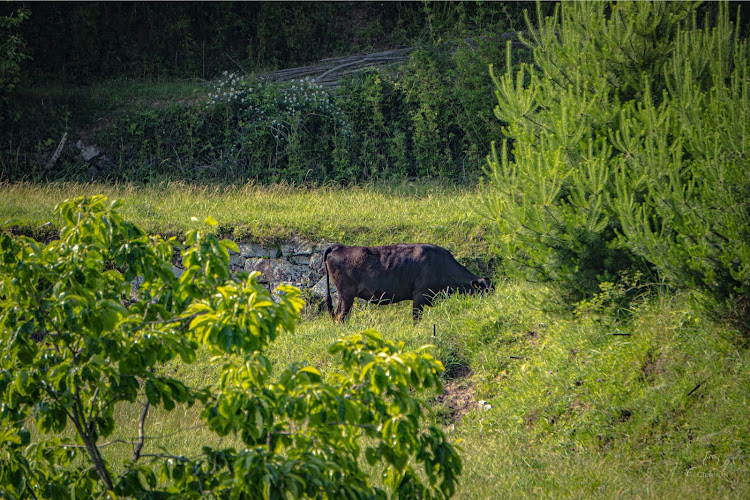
[[10, 184, 748, 497], [0, 181, 493, 258]]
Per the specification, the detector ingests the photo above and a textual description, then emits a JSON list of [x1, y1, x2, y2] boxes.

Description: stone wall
[[130, 235, 334, 302], [226, 235, 333, 299], [138, 236, 494, 302]]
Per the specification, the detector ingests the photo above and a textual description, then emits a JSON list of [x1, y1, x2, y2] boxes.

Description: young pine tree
[[485, 1, 749, 335]]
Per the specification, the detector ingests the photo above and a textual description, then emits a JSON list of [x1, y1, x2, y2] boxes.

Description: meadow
[[3, 182, 748, 498], [4, 1, 748, 496], [0, 181, 491, 257]]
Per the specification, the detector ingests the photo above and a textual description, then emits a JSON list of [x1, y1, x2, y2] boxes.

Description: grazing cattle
[[323, 243, 492, 321]]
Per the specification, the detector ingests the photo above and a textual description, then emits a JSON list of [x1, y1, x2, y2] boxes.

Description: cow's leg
[[337, 295, 355, 322], [412, 293, 429, 321]]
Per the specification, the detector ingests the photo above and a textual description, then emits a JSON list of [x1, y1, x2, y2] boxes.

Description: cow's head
[[470, 277, 492, 294]]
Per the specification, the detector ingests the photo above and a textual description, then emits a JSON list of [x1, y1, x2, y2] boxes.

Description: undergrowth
[[2, 37, 521, 184], [0, 181, 494, 259], [95, 279, 750, 498]]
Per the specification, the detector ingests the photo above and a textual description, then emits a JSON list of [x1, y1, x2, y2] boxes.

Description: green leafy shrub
[[484, 1, 749, 333], [0, 5, 30, 123], [614, 5, 750, 335], [0, 196, 461, 498], [335, 37, 510, 183], [336, 69, 413, 181], [94, 74, 354, 183]]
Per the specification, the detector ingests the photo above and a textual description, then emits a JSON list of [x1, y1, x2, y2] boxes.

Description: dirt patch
[[91, 116, 117, 133], [639, 348, 666, 383], [434, 375, 476, 425], [525, 329, 540, 348]]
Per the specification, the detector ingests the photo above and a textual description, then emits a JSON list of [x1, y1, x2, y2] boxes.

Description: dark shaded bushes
[[2, 38, 523, 184], [485, 1, 750, 336]]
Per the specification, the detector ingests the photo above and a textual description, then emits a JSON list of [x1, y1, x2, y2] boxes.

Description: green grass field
[[0, 181, 492, 258], [4, 182, 749, 498]]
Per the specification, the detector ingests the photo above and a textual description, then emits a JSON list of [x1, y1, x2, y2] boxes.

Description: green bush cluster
[[0, 5, 30, 123], [0, 196, 461, 498], [1, 38, 518, 184], [484, 1, 750, 334], [334, 39, 509, 183], [107, 75, 354, 184]]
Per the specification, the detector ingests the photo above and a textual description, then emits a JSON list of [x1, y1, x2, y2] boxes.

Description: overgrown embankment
[[1, 2, 543, 185], [0, 181, 495, 259], [287, 267, 750, 498]]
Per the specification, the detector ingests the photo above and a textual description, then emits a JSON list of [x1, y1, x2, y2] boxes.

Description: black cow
[[323, 243, 492, 321]]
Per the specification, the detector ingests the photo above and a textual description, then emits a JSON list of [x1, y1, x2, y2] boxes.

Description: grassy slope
[[0, 181, 492, 258], [5, 183, 749, 497], [107, 283, 749, 499], [447, 287, 749, 498]]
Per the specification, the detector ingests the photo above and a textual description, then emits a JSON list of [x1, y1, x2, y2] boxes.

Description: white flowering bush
[[203, 72, 353, 181], [205, 71, 246, 106], [208, 72, 349, 129]]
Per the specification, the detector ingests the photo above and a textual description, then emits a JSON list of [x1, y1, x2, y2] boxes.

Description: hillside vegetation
[[1, 1, 749, 498], [1, 2, 544, 185]]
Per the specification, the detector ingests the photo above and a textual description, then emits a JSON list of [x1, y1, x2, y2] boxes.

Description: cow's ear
[[471, 279, 480, 289]]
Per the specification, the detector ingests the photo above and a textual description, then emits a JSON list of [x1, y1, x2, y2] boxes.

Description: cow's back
[[324, 243, 488, 321], [326, 244, 425, 301]]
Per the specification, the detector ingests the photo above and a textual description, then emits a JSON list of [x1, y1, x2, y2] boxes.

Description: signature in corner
[[685, 451, 735, 478]]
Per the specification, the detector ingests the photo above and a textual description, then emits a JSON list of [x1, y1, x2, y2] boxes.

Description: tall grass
[[87, 280, 749, 498], [9, 183, 748, 497], [0, 181, 494, 257]]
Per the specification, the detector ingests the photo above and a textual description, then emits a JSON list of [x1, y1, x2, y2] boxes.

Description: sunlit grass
[[0, 180, 493, 258], [23, 269, 749, 498], [98, 279, 750, 498], [441, 286, 750, 499], [10, 184, 749, 497]]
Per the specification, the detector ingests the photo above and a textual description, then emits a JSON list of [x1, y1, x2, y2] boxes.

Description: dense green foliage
[[0, 4, 29, 123], [0, 42, 517, 184], [6, 1, 543, 84], [0, 197, 460, 498], [0, 1, 546, 184], [485, 1, 749, 334], [7, 2, 410, 84]]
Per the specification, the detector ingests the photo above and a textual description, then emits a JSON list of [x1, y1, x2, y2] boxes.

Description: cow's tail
[[323, 246, 334, 319]]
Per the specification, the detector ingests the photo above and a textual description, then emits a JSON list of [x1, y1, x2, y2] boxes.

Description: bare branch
[[133, 400, 150, 463], [86, 386, 99, 429]]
